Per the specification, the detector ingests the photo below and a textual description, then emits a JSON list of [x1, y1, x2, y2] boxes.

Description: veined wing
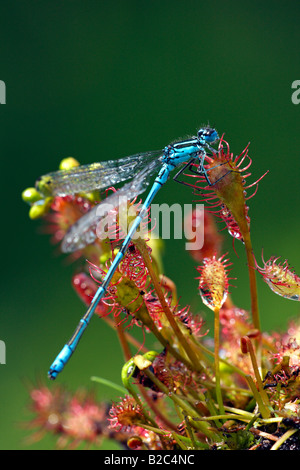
[[61, 158, 161, 253], [36, 150, 163, 197]]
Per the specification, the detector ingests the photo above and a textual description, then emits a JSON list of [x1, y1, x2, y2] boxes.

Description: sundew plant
[[22, 131, 300, 450]]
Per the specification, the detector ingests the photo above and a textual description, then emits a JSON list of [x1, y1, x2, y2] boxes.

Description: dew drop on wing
[[35, 150, 162, 197], [61, 157, 161, 253]]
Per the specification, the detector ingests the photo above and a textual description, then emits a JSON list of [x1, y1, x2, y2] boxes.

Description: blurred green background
[[0, 0, 299, 449]]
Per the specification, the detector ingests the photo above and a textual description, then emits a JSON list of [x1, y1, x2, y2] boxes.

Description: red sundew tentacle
[[115, 314, 130, 329], [218, 135, 229, 152], [234, 152, 248, 167], [241, 172, 252, 180], [107, 224, 121, 240], [236, 157, 252, 171], [143, 293, 166, 326], [125, 292, 144, 310], [88, 266, 104, 285], [201, 194, 219, 201], [147, 216, 156, 233], [244, 170, 269, 189], [245, 185, 259, 200], [203, 155, 215, 164], [217, 224, 234, 234], [100, 305, 115, 318], [236, 141, 250, 155], [204, 201, 223, 209], [117, 244, 150, 290], [234, 145, 250, 166], [173, 301, 207, 337], [130, 196, 138, 205], [177, 178, 204, 191]]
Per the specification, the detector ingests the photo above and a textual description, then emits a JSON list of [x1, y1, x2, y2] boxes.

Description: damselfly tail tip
[[47, 345, 72, 379], [48, 368, 58, 380]]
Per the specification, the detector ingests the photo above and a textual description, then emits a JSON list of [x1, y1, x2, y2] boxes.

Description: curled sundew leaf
[[196, 254, 232, 311], [188, 137, 268, 245], [255, 253, 300, 301]]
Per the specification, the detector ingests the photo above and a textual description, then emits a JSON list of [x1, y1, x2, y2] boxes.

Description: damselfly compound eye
[[197, 127, 219, 144]]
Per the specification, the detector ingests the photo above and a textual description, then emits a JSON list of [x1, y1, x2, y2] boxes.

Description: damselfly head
[[198, 127, 219, 145]]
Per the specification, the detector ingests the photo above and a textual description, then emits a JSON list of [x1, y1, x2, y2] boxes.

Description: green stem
[[141, 424, 209, 449], [223, 405, 255, 419], [214, 307, 225, 415], [183, 415, 199, 450], [270, 429, 298, 450], [243, 232, 260, 332], [198, 414, 250, 422], [245, 375, 270, 419], [114, 315, 132, 361], [90, 376, 127, 394], [241, 336, 272, 412], [194, 337, 249, 379]]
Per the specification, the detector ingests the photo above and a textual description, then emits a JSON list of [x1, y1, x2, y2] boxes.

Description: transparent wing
[[36, 150, 163, 197], [61, 158, 161, 253]]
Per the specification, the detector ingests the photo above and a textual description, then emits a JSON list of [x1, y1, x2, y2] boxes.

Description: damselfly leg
[[173, 155, 239, 188]]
